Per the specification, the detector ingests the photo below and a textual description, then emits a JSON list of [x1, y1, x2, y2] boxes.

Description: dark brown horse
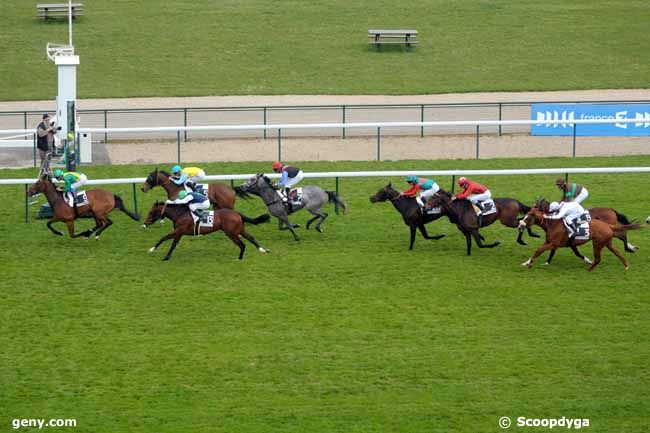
[[369, 183, 445, 250], [424, 190, 538, 255], [141, 168, 268, 225], [143, 201, 269, 261], [519, 207, 641, 271], [28, 174, 140, 239]]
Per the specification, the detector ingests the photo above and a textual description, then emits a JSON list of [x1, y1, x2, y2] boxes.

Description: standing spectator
[[36, 114, 55, 163]]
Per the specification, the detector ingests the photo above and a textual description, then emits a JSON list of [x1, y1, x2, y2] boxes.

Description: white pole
[[68, 0, 72, 47]]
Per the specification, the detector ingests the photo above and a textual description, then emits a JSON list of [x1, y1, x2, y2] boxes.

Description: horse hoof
[[543, 262, 550, 265], [162, 257, 170, 261], [141, 224, 147, 229], [293, 224, 301, 228], [625, 265, 629, 271], [521, 259, 532, 267], [95, 236, 100, 241], [583, 257, 593, 265], [316, 227, 323, 233], [148, 247, 155, 253], [258, 247, 269, 254], [517, 240, 527, 246]]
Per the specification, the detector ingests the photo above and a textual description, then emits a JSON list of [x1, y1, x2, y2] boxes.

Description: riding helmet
[[457, 176, 468, 186], [405, 175, 418, 183], [171, 165, 182, 174], [53, 169, 63, 177], [555, 178, 566, 186], [549, 201, 561, 212], [272, 161, 282, 170], [178, 190, 188, 199]]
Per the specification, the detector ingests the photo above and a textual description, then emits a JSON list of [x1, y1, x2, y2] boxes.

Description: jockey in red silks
[[454, 177, 492, 213]]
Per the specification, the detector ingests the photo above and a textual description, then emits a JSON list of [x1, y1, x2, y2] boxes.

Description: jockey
[[165, 190, 210, 218], [401, 175, 440, 208], [556, 178, 588, 204], [272, 161, 304, 202], [545, 200, 587, 239], [454, 177, 491, 213], [170, 165, 206, 190], [53, 169, 87, 206]]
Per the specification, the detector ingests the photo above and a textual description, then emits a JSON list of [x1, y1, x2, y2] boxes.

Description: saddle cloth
[[565, 215, 591, 240], [478, 199, 497, 216], [276, 187, 303, 205], [66, 191, 89, 207], [194, 183, 210, 196], [425, 206, 442, 215], [192, 211, 215, 235]]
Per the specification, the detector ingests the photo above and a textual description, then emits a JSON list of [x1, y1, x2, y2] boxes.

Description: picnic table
[[368, 29, 418, 49], [37, 3, 84, 20]]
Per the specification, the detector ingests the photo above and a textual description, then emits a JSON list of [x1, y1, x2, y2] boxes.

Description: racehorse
[[369, 183, 446, 250], [424, 190, 539, 255], [533, 198, 639, 255], [141, 168, 269, 225], [28, 173, 140, 239], [519, 207, 641, 271], [237, 174, 348, 241], [143, 201, 269, 261]]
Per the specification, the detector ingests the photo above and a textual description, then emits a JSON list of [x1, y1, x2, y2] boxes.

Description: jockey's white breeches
[[574, 188, 588, 204], [468, 190, 491, 204], [71, 174, 87, 192], [419, 184, 440, 200], [281, 170, 304, 188], [189, 170, 206, 182], [189, 201, 210, 212]]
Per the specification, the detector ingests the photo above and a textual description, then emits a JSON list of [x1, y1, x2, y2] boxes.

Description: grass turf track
[[0, 156, 649, 433], [2, 0, 649, 100]]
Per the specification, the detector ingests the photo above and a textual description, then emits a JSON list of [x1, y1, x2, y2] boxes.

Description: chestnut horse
[[519, 207, 641, 271], [534, 199, 639, 255], [424, 190, 539, 255], [28, 174, 140, 239], [143, 201, 269, 261]]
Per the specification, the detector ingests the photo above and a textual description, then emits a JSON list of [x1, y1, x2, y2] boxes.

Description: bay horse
[[519, 207, 641, 271], [141, 168, 269, 225], [237, 174, 348, 241], [369, 183, 445, 250], [143, 201, 269, 261], [424, 190, 539, 255], [28, 174, 140, 239]]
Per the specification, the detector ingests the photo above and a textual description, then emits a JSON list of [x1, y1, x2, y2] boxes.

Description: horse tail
[[114, 195, 140, 221], [238, 212, 271, 225], [326, 191, 349, 214], [234, 186, 251, 200], [610, 223, 642, 236], [614, 210, 631, 225]]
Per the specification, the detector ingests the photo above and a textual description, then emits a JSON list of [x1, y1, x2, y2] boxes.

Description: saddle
[[475, 199, 496, 216], [193, 183, 210, 196], [65, 191, 89, 207], [276, 187, 303, 205], [193, 211, 215, 236], [564, 213, 591, 240]]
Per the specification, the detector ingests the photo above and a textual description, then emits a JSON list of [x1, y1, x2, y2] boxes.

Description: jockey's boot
[[285, 187, 293, 213], [416, 197, 425, 212], [67, 192, 76, 206], [187, 181, 197, 191]]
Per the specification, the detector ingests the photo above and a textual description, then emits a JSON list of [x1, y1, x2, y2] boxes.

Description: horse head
[[519, 207, 544, 230], [27, 173, 50, 197], [534, 197, 550, 213], [370, 182, 398, 203], [141, 168, 159, 192], [143, 201, 166, 226]]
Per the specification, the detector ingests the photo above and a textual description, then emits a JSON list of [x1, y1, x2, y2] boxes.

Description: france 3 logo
[[531, 103, 650, 136]]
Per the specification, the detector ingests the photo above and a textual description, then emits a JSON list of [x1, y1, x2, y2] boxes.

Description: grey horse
[[238, 174, 348, 241]]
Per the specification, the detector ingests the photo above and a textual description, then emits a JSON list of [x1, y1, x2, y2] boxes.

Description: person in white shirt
[[544, 201, 587, 238]]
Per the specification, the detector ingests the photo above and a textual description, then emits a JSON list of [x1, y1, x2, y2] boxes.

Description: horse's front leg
[[522, 242, 556, 268], [163, 235, 183, 261], [46, 217, 64, 236], [409, 225, 416, 250], [149, 231, 177, 253], [66, 220, 91, 238], [471, 230, 500, 248]]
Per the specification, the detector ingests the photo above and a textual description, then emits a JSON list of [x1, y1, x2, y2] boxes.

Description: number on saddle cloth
[[478, 199, 496, 216], [66, 191, 89, 207], [194, 184, 209, 195]]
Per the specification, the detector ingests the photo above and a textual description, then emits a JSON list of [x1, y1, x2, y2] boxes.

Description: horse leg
[[615, 231, 638, 253], [545, 249, 557, 265], [409, 225, 417, 250], [46, 217, 64, 236], [471, 230, 500, 248], [66, 220, 88, 238], [241, 231, 269, 253], [314, 211, 329, 233], [162, 235, 183, 261], [605, 240, 629, 270], [149, 231, 177, 253], [94, 217, 113, 240], [522, 242, 556, 267], [278, 215, 300, 241], [417, 224, 445, 240], [305, 215, 320, 230], [527, 226, 541, 238], [516, 228, 527, 246], [464, 231, 472, 256], [226, 232, 247, 260], [587, 241, 604, 272]]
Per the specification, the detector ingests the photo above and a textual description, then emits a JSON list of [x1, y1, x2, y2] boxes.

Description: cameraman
[[36, 114, 56, 163]]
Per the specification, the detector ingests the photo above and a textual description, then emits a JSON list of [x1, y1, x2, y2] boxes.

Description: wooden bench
[[37, 3, 84, 20], [368, 29, 418, 49]]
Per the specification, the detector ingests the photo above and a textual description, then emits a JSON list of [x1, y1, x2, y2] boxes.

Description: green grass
[[0, 156, 649, 432], [1, 0, 649, 100]]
